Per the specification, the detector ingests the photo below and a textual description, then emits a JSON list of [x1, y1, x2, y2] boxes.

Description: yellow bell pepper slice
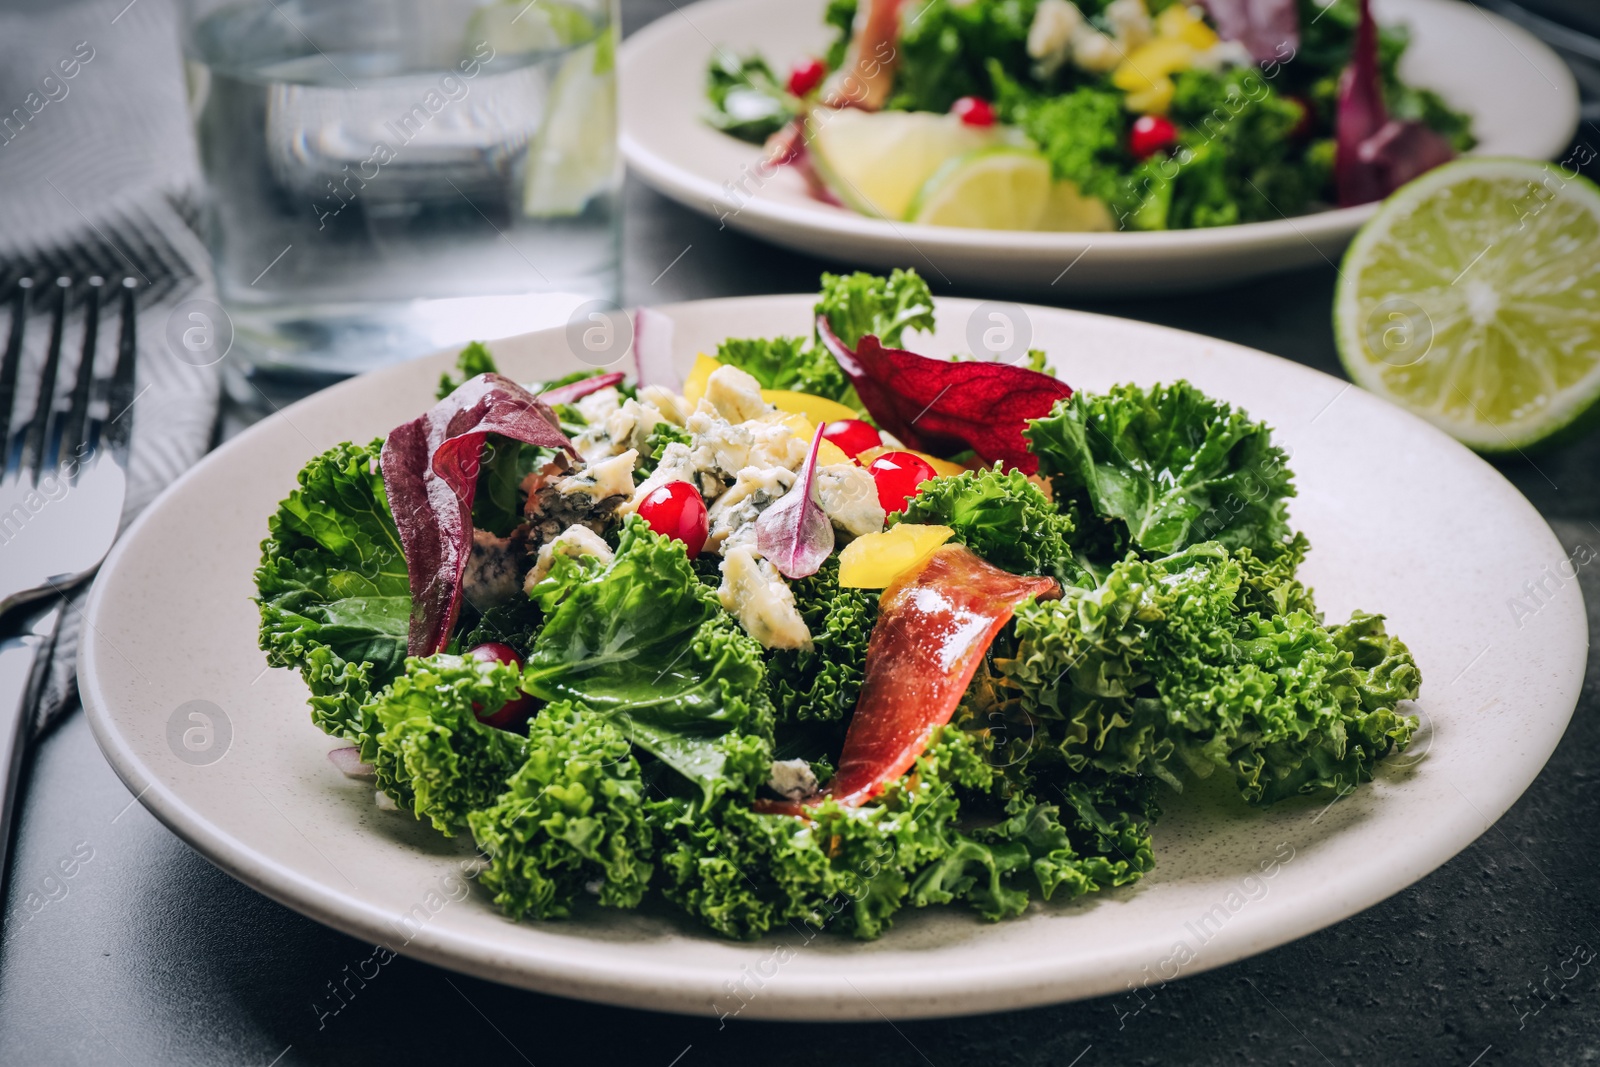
[[1125, 77, 1176, 115], [838, 524, 955, 589], [1156, 4, 1218, 50], [760, 389, 860, 427], [681, 353, 721, 407]]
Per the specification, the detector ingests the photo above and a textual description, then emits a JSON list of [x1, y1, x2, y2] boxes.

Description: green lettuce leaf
[[814, 268, 935, 350], [467, 702, 655, 920], [520, 516, 775, 803], [1025, 381, 1296, 562], [436, 341, 499, 400], [704, 52, 795, 144], [715, 336, 857, 407], [369, 654, 530, 833], [255, 438, 410, 751]]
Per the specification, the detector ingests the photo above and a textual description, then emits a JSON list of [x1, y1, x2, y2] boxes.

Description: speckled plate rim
[[80, 295, 1587, 1021]]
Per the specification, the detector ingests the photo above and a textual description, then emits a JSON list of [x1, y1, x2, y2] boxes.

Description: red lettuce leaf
[[816, 314, 1071, 474], [756, 544, 1058, 814], [380, 373, 575, 656], [1335, 0, 1455, 206], [755, 425, 834, 578], [537, 371, 624, 406], [1196, 0, 1298, 63]]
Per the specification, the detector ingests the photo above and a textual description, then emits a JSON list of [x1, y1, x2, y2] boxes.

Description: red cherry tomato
[[466, 642, 534, 730], [951, 96, 996, 127], [787, 57, 827, 98], [867, 451, 938, 515], [638, 480, 709, 559], [820, 418, 882, 459], [1128, 114, 1178, 159]]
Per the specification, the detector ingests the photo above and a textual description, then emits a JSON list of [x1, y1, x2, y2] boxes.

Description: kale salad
[[256, 269, 1422, 940], [704, 0, 1474, 231]]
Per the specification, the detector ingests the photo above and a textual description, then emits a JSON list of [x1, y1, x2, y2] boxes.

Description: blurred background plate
[[619, 0, 1579, 294], [78, 295, 1586, 1020]]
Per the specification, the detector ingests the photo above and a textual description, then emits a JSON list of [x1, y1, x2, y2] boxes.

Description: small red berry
[[867, 451, 938, 515], [951, 96, 996, 127], [1128, 114, 1178, 159], [787, 57, 827, 98], [637, 480, 709, 559], [466, 643, 534, 730], [820, 418, 883, 459]]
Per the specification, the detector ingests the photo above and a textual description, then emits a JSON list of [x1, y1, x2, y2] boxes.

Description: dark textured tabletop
[[3, 2, 1599, 1064]]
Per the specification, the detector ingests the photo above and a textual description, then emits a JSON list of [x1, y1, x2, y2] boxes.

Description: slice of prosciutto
[[824, 0, 906, 111], [381, 373, 575, 656], [757, 544, 1058, 814]]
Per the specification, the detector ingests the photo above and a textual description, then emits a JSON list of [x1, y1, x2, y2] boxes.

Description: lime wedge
[[806, 107, 998, 220], [906, 146, 1052, 229], [522, 29, 619, 217], [1336, 158, 1600, 452], [1037, 179, 1114, 232], [466, 0, 592, 53]]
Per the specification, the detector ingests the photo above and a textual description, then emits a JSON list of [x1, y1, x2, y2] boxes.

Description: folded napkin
[[0, 0, 221, 735]]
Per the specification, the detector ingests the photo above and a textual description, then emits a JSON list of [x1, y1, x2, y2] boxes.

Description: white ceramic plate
[[619, 0, 1578, 294], [81, 296, 1586, 1020]]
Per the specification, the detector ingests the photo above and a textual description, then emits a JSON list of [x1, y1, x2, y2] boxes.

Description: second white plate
[[619, 0, 1578, 294]]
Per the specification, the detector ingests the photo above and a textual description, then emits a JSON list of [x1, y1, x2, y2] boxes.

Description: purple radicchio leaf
[[755, 425, 834, 579], [1196, 0, 1299, 64], [1335, 0, 1455, 206]]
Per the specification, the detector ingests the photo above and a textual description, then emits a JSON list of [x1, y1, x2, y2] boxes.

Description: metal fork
[[0, 274, 139, 889]]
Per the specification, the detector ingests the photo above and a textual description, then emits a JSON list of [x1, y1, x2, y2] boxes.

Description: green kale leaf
[[994, 73, 1134, 214], [767, 557, 877, 723], [255, 438, 410, 752], [468, 702, 655, 919], [1025, 381, 1296, 562], [897, 467, 1087, 587], [369, 653, 530, 833], [520, 516, 775, 803]]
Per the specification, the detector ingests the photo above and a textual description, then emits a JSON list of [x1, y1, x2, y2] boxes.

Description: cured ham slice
[[758, 544, 1058, 814]]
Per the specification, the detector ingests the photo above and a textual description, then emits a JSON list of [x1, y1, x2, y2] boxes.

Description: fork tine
[[0, 278, 29, 463], [57, 276, 102, 471], [18, 278, 71, 482], [100, 278, 139, 461]]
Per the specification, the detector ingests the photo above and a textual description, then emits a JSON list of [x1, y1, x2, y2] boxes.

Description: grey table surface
[[4, 2, 1600, 1064]]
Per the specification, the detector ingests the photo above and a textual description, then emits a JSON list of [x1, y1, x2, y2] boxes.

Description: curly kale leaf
[[822, 0, 857, 71], [715, 336, 856, 408], [521, 517, 774, 803], [436, 341, 499, 400], [704, 52, 796, 144], [887, 0, 1040, 113], [1003, 545, 1420, 804], [1026, 381, 1296, 562], [897, 467, 1087, 587], [767, 558, 876, 723], [467, 702, 654, 920], [369, 654, 530, 833], [994, 71, 1133, 213], [659, 729, 991, 940], [814, 268, 936, 350], [1234, 531, 1318, 618], [255, 438, 410, 751]]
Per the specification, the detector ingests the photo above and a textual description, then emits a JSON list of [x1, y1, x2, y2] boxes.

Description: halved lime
[[1336, 158, 1600, 452], [806, 107, 997, 220], [1036, 178, 1114, 232], [906, 146, 1053, 229]]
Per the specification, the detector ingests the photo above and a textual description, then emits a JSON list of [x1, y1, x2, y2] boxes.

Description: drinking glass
[[181, 0, 621, 387]]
